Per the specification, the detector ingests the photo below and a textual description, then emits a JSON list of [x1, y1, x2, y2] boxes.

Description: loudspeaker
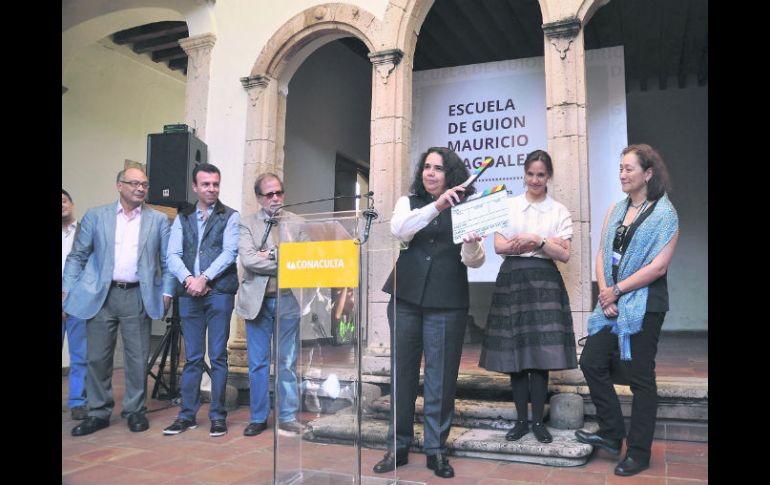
[[146, 132, 208, 207]]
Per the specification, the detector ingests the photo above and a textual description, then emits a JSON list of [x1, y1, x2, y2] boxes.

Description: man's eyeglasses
[[260, 190, 284, 198], [613, 225, 628, 251], [121, 180, 150, 189]]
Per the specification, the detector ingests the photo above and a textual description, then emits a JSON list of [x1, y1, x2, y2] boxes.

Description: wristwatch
[[612, 284, 622, 297]]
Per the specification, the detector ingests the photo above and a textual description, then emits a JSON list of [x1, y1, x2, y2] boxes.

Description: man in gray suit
[[237, 173, 308, 437], [63, 166, 174, 436]]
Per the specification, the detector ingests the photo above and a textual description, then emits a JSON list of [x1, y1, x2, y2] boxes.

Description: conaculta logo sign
[[279, 240, 359, 288], [285, 259, 345, 270]]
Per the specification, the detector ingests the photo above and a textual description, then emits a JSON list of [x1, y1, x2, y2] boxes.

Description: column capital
[[543, 18, 581, 60], [240, 74, 272, 107], [542, 17, 581, 39], [240, 74, 270, 91], [368, 48, 404, 84], [178, 33, 217, 55]]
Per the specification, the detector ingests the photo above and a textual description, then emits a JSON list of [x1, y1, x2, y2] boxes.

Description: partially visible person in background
[[62, 189, 88, 421]]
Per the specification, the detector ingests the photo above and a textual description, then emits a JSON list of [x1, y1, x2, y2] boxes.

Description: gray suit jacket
[[235, 210, 305, 320], [62, 202, 175, 320]]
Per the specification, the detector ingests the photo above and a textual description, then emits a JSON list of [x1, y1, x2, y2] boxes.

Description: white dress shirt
[[62, 221, 78, 276], [112, 202, 142, 282], [498, 193, 573, 259], [390, 195, 485, 267]]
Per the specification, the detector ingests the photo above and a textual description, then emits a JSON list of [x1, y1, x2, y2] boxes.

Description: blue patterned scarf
[[587, 194, 678, 360]]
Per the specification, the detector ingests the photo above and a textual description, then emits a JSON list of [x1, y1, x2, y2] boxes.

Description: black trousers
[[579, 312, 665, 463]]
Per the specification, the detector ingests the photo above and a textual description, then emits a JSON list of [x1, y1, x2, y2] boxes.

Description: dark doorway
[[333, 152, 369, 212]]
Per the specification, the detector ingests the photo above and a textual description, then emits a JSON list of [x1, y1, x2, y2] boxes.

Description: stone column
[[179, 33, 216, 140], [227, 74, 288, 391], [542, 18, 592, 348], [363, 48, 409, 376]]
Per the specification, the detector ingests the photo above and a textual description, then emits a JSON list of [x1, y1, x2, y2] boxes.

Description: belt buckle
[[114, 281, 128, 289]]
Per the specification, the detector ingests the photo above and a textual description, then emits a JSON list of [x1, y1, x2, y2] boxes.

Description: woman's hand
[[602, 303, 618, 318], [435, 185, 467, 211], [510, 233, 539, 254], [462, 232, 483, 244], [547, 237, 568, 249], [598, 285, 619, 308]]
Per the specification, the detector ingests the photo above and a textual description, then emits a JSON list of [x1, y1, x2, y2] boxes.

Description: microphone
[[360, 206, 378, 244], [275, 191, 373, 211], [257, 192, 376, 250], [258, 215, 277, 251]]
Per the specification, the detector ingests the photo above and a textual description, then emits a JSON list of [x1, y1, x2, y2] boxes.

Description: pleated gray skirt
[[479, 256, 578, 373]]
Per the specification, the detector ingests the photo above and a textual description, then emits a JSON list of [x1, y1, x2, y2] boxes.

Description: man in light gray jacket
[[63, 166, 174, 436], [236, 173, 308, 437]]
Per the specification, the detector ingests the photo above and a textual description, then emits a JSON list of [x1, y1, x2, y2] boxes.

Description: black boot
[[505, 419, 529, 441], [532, 421, 553, 443]]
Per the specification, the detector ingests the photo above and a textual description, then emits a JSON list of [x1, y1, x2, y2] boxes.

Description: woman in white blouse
[[478, 149, 577, 444]]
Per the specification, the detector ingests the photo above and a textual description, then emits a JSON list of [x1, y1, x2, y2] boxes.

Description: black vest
[[382, 194, 469, 309], [177, 200, 239, 296]]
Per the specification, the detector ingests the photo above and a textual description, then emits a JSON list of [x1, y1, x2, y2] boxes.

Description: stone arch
[[240, 3, 387, 211], [389, 0, 434, 65], [537, 0, 610, 25], [249, 3, 384, 92]]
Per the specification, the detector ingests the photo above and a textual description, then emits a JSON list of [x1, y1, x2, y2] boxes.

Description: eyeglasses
[[120, 180, 150, 189], [613, 225, 628, 251], [260, 190, 284, 198]]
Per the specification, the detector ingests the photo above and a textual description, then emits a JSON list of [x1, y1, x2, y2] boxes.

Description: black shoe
[[372, 450, 409, 473], [244, 422, 267, 436], [614, 455, 650, 476], [71, 416, 110, 436], [426, 452, 454, 479], [70, 405, 89, 421], [127, 412, 149, 432], [532, 422, 553, 443], [163, 418, 198, 435], [210, 419, 228, 437], [505, 419, 529, 441], [574, 429, 622, 455]]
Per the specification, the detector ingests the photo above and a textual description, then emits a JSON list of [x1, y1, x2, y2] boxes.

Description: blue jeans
[[178, 292, 234, 421], [62, 315, 87, 408], [245, 293, 300, 424]]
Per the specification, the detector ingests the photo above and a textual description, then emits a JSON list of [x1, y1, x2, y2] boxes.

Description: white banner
[[412, 47, 627, 282]]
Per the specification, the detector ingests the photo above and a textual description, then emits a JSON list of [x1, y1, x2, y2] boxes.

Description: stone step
[[453, 370, 708, 401], [364, 392, 706, 443], [305, 412, 597, 467], [368, 395, 550, 431]]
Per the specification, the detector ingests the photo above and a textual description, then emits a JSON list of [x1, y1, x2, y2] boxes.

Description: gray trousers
[[387, 298, 467, 454], [86, 286, 151, 420]]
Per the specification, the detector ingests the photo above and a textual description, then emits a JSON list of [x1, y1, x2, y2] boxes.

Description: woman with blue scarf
[[574, 144, 679, 477]]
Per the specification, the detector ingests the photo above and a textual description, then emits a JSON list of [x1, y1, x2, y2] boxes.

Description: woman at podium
[[377, 147, 485, 479]]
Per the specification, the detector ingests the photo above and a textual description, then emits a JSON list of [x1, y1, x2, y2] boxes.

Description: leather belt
[[111, 281, 140, 289]]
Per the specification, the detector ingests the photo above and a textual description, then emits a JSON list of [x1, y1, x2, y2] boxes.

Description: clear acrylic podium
[[269, 209, 424, 485]]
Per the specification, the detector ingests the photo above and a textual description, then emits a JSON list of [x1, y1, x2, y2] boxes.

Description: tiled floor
[[62, 333, 707, 484]]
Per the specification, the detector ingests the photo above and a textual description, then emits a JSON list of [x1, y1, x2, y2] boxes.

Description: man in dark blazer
[[63, 166, 174, 436]]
